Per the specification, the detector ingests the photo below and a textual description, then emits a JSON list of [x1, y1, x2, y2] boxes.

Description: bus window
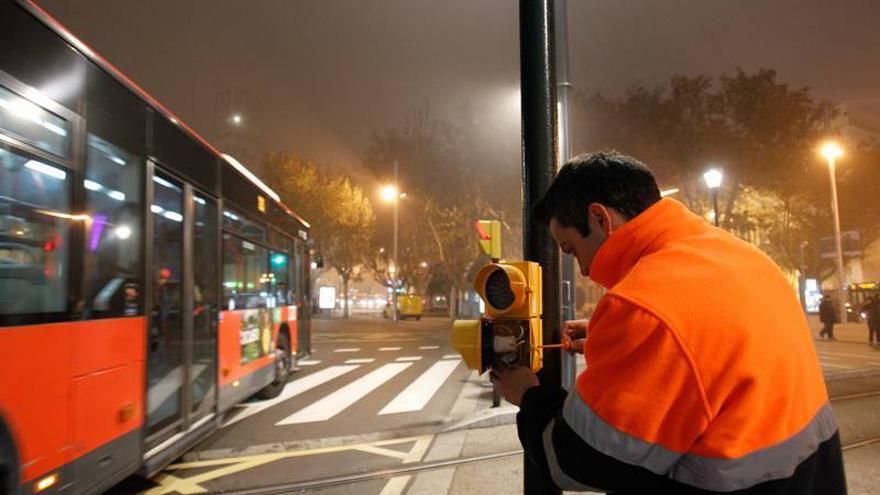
[[83, 134, 143, 317], [0, 85, 71, 158], [222, 208, 265, 243], [0, 146, 70, 318], [192, 193, 217, 414], [222, 233, 269, 311], [291, 239, 303, 304], [148, 171, 184, 434], [270, 251, 290, 305]]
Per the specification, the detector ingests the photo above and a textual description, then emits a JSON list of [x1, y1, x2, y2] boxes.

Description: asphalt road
[[134, 315, 472, 495], [113, 318, 880, 494]]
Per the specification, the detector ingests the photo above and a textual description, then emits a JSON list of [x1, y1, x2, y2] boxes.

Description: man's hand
[[490, 365, 539, 406], [563, 319, 589, 354]]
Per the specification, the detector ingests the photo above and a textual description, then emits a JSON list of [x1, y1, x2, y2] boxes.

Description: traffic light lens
[[485, 268, 515, 310]]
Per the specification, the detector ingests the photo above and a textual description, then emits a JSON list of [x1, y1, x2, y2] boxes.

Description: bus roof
[[18, 0, 309, 230]]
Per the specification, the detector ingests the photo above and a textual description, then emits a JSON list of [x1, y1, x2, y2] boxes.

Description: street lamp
[[380, 185, 398, 203], [821, 141, 848, 323], [703, 168, 723, 227], [380, 161, 403, 322]]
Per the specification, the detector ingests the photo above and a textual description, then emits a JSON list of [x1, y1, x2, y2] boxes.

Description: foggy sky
[[37, 0, 880, 174]]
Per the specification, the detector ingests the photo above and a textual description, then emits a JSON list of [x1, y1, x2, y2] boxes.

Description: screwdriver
[[531, 341, 571, 351]]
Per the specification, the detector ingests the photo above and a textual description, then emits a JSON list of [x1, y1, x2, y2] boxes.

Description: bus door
[[146, 168, 218, 446]]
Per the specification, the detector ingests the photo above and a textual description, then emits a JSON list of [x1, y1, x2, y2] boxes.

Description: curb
[[442, 405, 518, 432]]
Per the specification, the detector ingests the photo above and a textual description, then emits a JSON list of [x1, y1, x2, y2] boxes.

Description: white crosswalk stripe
[[395, 356, 423, 362], [334, 348, 361, 353], [442, 354, 460, 360], [345, 358, 376, 364], [419, 345, 440, 350], [298, 359, 321, 366], [277, 363, 413, 425], [223, 365, 359, 427], [379, 347, 402, 351], [379, 359, 461, 415]]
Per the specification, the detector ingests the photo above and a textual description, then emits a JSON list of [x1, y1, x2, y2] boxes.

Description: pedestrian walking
[[819, 295, 837, 340], [863, 294, 880, 345], [491, 152, 845, 494]]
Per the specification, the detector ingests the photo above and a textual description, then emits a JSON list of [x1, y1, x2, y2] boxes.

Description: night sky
[[38, 0, 880, 174]]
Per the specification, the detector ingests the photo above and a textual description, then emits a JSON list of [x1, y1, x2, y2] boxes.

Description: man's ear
[[587, 203, 612, 233]]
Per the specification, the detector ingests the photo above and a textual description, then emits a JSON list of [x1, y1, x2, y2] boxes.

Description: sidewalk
[[424, 319, 880, 495], [806, 314, 873, 344]]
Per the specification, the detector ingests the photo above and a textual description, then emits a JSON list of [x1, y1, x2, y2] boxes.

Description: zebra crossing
[[817, 344, 880, 372], [221, 344, 464, 431]]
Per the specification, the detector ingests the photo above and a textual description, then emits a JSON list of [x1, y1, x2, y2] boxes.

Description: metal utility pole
[[712, 188, 719, 227], [520, 1, 561, 493], [392, 160, 399, 323], [827, 156, 848, 323], [555, 0, 577, 393]]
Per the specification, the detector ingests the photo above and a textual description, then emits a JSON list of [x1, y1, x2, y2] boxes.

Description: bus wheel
[[256, 332, 291, 399]]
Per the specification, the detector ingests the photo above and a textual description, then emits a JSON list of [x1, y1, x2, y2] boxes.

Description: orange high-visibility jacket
[[518, 198, 845, 494]]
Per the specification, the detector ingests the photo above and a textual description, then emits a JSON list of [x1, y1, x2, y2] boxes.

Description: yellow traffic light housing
[[451, 261, 543, 373], [473, 261, 541, 319]]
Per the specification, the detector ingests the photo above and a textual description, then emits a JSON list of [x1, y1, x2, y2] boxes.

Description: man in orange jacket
[[491, 152, 846, 494]]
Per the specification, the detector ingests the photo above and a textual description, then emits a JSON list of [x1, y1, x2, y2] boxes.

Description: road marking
[[277, 363, 413, 424], [419, 345, 440, 350], [334, 348, 361, 353], [345, 358, 376, 364], [395, 356, 423, 362], [818, 351, 880, 364], [298, 359, 321, 366], [380, 475, 412, 495], [442, 354, 460, 360], [147, 435, 433, 495], [380, 347, 402, 351], [821, 362, 855, 370], [222, 365, 359, 428], [380, 360, 461, 415]]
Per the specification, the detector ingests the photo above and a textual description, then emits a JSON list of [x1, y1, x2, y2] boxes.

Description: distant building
[[209, 88, 267, 177]]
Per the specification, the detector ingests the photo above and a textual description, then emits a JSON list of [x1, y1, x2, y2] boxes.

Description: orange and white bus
[[0, 1, 312, 493]]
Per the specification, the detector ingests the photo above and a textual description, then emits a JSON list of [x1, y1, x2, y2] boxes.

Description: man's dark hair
[[532, 151, 662, 237]]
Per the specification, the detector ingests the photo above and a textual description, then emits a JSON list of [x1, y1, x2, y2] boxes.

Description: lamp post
[[703, 168, 723, 227], [822, 142, 848, 324], [380, 161, 402, 323]]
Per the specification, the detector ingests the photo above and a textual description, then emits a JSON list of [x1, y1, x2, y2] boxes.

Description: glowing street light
[[231, 114, 243, 125], [821, 140, 848, 323], [703, 168, 723, 227], [380, 184, 398, 203], [821, 142, 843, 162]]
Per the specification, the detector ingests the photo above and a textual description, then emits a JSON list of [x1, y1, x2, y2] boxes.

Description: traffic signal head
[[451, 318, 543, 373], [451, 260, 544, 373], [475, 220, 501, 260], [473, 261, 541, 319]]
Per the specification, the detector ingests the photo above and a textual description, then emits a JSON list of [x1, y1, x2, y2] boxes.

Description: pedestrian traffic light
[[475, 220, 501, 260], [451, 261, 543, 373]]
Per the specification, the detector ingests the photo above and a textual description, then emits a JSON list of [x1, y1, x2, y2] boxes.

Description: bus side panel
[[218, 310, 242, 388], [0, 322, 74, 484], [218, 309, 278, 411], [69, 318, 145, 488], [285, 305, 298, 359]]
